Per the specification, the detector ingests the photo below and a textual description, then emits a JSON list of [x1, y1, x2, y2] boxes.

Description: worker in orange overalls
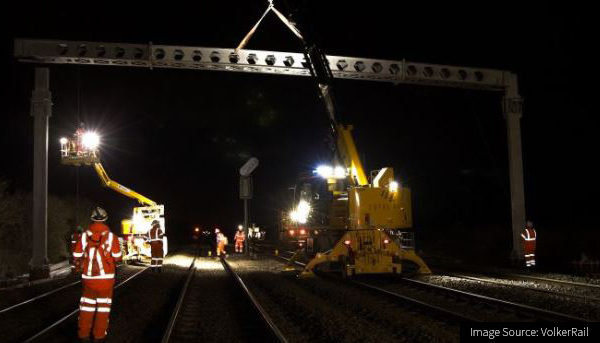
[[147, 220, 165, 272], [234, 226, 246, 253], [72, 207, 122, 342], [521, 220, 537, 269], [70, 225, 83, 272], [215, 228, 227, 257]]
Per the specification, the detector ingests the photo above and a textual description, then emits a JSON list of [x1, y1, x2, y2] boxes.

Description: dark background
[[1, 2, 597, 266]]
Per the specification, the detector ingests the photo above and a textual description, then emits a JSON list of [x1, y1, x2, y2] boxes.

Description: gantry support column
[[503, 72, 526, 261], [30, 68, 52, 279]]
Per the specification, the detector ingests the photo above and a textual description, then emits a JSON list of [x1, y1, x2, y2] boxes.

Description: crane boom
[[336, 125, 368, 186], [92, 163, 157, 206]]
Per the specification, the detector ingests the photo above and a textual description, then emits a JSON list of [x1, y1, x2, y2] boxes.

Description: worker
[[74, 122, 85, 155], [147, 220, 165, 272], [71, 225, 83, 256], [521, 220, 537, 269], [70, 225, 83, 272], [215, 228, 228, 257], [234, 226, 246, 253], [72, 207, 122, 343]]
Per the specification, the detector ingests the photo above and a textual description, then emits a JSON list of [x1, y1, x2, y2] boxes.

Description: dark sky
[[1, 2, 597, 255]]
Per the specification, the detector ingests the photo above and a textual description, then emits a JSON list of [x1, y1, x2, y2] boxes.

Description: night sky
[[1, 2, 597, 260]]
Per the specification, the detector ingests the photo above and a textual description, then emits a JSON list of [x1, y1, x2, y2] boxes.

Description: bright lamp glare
[[389, 181, 399, 192], [82, 132, 100, 149], [59, 137, 68, 145], [289, 210, 299, 222], [316, 165, 346, 179], [289, 199, 310, 224], [316, 165, 333, 178]]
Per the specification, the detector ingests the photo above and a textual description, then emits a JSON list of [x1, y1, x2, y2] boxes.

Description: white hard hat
[[91, 207, 108, 222]]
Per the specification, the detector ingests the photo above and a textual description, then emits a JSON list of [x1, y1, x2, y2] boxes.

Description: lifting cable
[[76, 66, 82, 226], [235, 0, 304, 53]]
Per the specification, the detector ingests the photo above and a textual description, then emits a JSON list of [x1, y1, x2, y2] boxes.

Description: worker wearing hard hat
[[234, 226, 246, 253], [147, 220, 165, 272], [521, 220, 537, 270], [72, 207, 122, 342], [215, 228, 228, 257]]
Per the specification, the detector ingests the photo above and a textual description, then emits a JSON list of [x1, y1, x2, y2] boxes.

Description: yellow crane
[[293, 124, 430, 277], [278, 5, 430, 277], [59, 129, 166, 261]]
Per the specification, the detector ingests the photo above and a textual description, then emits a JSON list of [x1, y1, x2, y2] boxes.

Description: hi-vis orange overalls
[[73, 222, 122, 341], [234, 230, 245, 253], [217, 233, 227, 256], [521, 227, 537, 268], [147, 224, 164, 270]]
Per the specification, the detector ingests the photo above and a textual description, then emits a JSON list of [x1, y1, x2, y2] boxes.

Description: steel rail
[[0, 280, 81, 315], [21, 266, 149, 343], [0, 264, 132, 315], [400, 277, 593, 322], [160, 257, 197, 343], [501, 273, 600, 290], [446, 273, 600, 303], [221, 258, 290, 343], [429, 263, 600, 291]]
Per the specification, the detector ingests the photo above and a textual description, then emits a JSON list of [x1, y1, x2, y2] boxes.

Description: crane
[[59, 129, 166, 261], [265, 4, 430, 276]]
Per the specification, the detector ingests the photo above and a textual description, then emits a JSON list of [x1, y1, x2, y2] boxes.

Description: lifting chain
[[235, 0, 304, 54]]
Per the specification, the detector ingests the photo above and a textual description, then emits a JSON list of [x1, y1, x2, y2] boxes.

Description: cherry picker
[[59, 127, 166, 262]]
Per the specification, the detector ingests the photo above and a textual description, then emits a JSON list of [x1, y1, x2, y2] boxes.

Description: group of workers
[[214, 226, 246, 257], [69, 203, 538, 342]]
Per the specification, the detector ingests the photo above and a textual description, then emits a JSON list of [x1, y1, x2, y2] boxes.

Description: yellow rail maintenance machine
[[59, 128, 166, 262], [276, 5, 431, 278]]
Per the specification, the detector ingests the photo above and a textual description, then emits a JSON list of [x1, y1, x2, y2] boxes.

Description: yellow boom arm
[[336, 124, 369, 186], [93, 163, 157, 206]]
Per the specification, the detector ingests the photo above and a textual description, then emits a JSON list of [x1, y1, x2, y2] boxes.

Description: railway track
[[428, 262, 600, 291], [442, 272, 600, 303], [266, 247, 592, 322], [495, 272, 600, 291], [0, 279, 81, 315], [269, 250, 473, 322], [396, 277, 592, 322], [0, 263, 138, 316], [161, 256, 289, 343], [20, 266, 148, 343]]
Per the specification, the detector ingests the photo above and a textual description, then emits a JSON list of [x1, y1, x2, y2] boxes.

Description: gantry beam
[[14, 37, 526, 261], [14, 38, 509, 91]]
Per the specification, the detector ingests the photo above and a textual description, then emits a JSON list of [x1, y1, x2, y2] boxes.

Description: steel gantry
[[15, 38, 526, 273]]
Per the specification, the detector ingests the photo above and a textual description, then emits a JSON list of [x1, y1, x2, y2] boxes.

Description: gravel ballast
[[228, 256, 460, 343], [413, 273, 600, 321]]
